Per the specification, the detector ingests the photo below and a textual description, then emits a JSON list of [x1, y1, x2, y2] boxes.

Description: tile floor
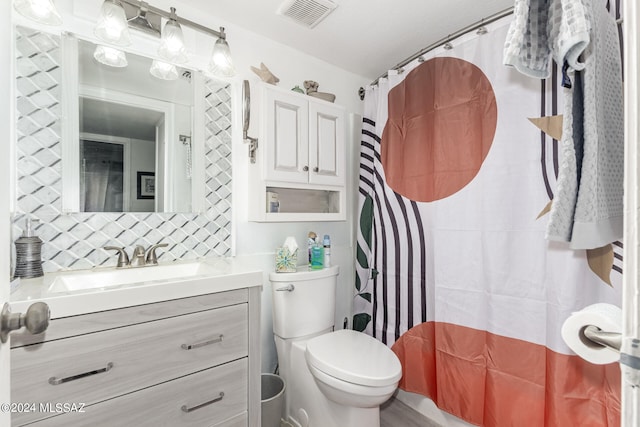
[[277, 396, 441, 427], [380, 397, 443, 427]]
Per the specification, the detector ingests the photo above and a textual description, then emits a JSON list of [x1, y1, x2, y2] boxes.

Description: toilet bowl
[[270, 266, 402, 427], [305, 329, 402, 408]]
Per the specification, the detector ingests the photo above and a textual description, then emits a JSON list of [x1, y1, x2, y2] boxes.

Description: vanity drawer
[[11, 289, 249, 348], [31, 358, 248, 427], [12, 303, 247, 426]]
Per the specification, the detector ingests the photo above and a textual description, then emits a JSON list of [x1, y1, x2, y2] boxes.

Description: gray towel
[[503, 0, 590, 77], [546, 0, 624, 248]]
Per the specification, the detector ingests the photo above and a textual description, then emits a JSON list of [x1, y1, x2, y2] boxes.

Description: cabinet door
[[264, 89, 309, 183], [308, 102, 345, 186]]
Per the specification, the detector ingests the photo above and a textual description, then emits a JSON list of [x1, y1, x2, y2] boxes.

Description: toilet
[[270, 265, 402, 427]]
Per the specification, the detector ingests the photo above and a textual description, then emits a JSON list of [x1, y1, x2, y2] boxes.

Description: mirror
[[62, 35, 204, 213], [242, 79, 250, 138], [242, 80, 258, 163]]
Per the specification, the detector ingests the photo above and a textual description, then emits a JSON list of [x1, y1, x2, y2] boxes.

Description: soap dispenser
[[14, 217, 44, 279], [310, 240, 324, 270]]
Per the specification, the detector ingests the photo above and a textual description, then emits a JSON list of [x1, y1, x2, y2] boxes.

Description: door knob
[[0, 302, 50, 343]]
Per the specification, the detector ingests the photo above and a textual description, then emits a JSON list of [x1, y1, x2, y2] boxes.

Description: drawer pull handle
[[181, 392, 224, 413], [49, 362, 114, 385], [181, 334, 224, 350]]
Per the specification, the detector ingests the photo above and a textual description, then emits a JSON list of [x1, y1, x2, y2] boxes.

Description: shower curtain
[[354, 17, 622, 427], [81, 140, 124, 212]]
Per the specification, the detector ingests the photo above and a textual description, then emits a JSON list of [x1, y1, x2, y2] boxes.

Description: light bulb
[[158, 18, 188, 64], [14, 0, 63, 26], [94, 0, 131, 46], [150, 60, 179, 80], [94, 45, 128, 68], [208, 37, 235, 78]]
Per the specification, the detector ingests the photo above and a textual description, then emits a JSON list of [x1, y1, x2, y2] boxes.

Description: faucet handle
[[104, 246, 130, 268], [146, 243, 169, 265]]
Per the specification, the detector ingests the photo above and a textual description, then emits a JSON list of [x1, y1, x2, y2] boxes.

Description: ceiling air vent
[[277, 0, 338, 29]]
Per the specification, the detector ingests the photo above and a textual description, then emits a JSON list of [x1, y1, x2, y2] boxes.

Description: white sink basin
[[48, 262, 221, 293]]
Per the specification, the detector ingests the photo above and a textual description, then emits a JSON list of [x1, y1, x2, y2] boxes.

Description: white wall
[[14, 0, 370, 374], [1, 2, 13, 423]]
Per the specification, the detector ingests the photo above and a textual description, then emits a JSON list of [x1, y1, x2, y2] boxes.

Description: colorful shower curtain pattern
[[354, 16, 622, 427]]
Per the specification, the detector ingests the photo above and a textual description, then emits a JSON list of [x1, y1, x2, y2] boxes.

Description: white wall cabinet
[[249, 84, 346, 222], [10, 288, 261, 427]]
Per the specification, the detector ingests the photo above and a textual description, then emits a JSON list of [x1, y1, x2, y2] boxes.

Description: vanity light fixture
[[95, 0, 235, 77], [95, 0, 132, 46], [150, 59, 179, 80], [94, 45, 128, 67], [13, 0, 62, 26], [158, 7, 188, 64]]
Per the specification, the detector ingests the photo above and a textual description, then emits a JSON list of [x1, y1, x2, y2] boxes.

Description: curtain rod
[[366, 7, 514, 89], [362, 6, 624, 96]]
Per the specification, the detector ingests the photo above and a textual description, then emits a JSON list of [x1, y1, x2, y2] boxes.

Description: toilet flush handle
[[276, 284, 295, 292]]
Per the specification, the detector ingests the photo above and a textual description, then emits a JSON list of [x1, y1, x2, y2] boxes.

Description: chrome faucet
[[129, 245, 146, 267], [105, 243, 169, 268]]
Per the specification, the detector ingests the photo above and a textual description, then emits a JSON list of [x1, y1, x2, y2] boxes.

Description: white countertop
[[10, 257, 264, 318]]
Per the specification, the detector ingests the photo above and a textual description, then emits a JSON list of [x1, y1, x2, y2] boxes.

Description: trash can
[[261, 373, 285, 427]]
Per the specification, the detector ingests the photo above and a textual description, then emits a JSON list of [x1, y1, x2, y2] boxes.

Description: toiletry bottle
[[310, 241, 324, 270], [14, 217, 44, 279], [308, 231, 317, 266], [323, 234, 331, 267]]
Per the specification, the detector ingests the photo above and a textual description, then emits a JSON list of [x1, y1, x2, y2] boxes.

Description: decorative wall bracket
[[245, 135, 258, 164]]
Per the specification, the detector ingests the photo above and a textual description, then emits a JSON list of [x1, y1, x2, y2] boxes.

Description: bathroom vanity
[[8, 260, 262, 427]]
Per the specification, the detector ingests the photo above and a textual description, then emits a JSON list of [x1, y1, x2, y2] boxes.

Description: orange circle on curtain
[[381, 57, 497, 202]]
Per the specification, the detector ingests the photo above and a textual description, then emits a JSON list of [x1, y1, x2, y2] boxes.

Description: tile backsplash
[[12, 27, 233, 273]]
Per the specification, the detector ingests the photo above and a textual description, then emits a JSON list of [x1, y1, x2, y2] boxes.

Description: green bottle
[[310, 243, 324, 270]]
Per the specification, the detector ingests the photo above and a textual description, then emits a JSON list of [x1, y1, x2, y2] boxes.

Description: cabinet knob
[[313, 167, 319, 172], [303, 166, 309, 171], [0, 301, 50, 343]]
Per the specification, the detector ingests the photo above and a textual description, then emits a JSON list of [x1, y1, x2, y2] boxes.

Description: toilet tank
[[270, 265, 339, 339]]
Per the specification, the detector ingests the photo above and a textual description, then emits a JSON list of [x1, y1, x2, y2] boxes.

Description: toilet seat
[[305, 329, 402, 387]]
